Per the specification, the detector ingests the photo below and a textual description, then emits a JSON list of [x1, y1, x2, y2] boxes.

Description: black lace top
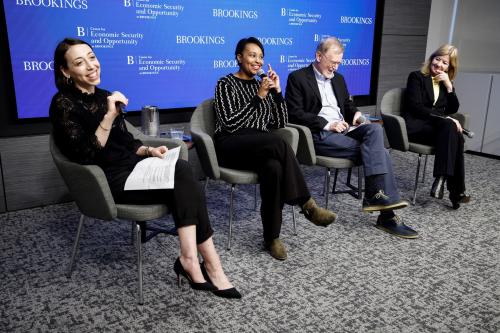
[[49, 86, 143, 194]]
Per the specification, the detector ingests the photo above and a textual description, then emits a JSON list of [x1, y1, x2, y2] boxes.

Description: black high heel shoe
[[173, 257, 216, 291], [430, 176, 446, 199], [200, 262, 242, 299]]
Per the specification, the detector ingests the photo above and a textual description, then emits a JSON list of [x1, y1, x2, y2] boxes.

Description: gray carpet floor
[[1, 151, 499, 333]]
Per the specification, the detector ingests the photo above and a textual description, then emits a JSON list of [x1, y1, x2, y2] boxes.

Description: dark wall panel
[[382, 0, 431, 35], [0, 154, 5, 213], [0, 135, 71, 211], [377, 35, 428, 103]]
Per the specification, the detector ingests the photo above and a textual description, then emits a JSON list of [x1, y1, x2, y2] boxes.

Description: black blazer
[[404, 71, 460, 136], [285, 64, 358, 133]]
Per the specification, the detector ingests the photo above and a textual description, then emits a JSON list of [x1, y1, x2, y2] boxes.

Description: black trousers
[[408, 117, 465, 196], [215, 128, 311, 242], [113, 159, 213, 244]]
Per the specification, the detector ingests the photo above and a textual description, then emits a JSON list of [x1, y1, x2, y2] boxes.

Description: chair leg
[[357, 166, 363, 200], [135, 222, 144, 305], [254, 184, 258, 211], [204, 177, 209, 192], [422, 155, 428, 183], [130, 221, 135, 245], [291, 206, 297, 235], [325, 168, 332, 209], [345, 168, 353, 192], [332, 169, 340, 194], [412, 154, 423, 205], [321, 168, 327, 196], [66, 214, 86, 278], [227, 184, 236, 250]]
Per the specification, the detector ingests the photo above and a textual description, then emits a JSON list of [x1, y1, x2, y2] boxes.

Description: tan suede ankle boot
[[301, 198, 337, 227]]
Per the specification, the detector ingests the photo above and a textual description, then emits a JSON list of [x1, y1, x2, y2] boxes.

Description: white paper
[[124, 146, 180, 190]]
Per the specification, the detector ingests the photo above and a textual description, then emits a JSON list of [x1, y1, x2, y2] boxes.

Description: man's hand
[[329, 121, 349, 133]]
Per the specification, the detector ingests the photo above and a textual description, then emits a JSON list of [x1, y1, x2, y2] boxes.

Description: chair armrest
[[141, 137, 188, 161], [190, 128, 220, 180], [450, 112, 469, 129], [271, 127, 299, 154], [381, 113, 409, 152], [287, 123, 316, 165], [125, 121, 188, 161]]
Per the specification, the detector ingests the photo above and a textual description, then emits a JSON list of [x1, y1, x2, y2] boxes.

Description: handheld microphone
[[462, 128, 474, 139], [116, 102, 127, 118], [356, 115, 367, 124], [256, 69, 267, 79], [355, 114, 371, 125]]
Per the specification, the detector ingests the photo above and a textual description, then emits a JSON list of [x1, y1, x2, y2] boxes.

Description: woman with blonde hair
[[404, 44, 470, 209]]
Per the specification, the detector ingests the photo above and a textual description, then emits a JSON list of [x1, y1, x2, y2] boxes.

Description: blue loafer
[[375, 215, 419, 239], [363, 190, 409, 212]]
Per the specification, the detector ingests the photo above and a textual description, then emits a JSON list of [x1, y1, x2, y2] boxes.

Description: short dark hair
[[234, 37, 264, 64], [53, 37, 93, 91]]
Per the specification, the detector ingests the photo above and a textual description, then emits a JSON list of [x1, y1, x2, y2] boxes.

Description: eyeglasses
[[320, 53, 342, 67]]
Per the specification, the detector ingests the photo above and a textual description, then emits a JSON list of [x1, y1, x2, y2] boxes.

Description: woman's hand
[[267, 64, 281, 93], [434, 71, 453, 92], [257, 64, 281, 98], [352, 111, 363, 125], [96, 91, 128, 144], [106, 91, 128, 119], [257, 77, 273, 98], [149, 145, 168, 158], [447, 117, 463, 133]]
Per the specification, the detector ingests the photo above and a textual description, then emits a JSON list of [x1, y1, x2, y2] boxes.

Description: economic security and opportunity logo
[[280, 7, 321, 26], [123, 0, 184, 20], [77, 26, 144, 48], [127, 55, 186, 76]]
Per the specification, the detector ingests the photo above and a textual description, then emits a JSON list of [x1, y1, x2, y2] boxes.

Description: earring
[[65, 76, 73, 85]]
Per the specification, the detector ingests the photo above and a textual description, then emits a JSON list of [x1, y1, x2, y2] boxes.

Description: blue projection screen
[[3, 0, 378, 119]]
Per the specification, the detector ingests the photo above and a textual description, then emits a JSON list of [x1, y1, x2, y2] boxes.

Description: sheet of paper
[[124, 146, 180, 190]]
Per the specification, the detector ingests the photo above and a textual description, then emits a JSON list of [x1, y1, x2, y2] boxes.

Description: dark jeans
[[215, 128, 310, 242], [313, 123, 401, 201], [113, 159, 213, 244]]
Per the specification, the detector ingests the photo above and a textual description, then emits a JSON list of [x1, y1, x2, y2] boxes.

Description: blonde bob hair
[[421, 44, 459, 80]]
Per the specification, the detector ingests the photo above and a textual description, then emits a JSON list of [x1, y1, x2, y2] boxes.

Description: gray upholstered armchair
[[380, 87, 469, 204], [50, 120, 187, 304], [190, 98, 298, 249]]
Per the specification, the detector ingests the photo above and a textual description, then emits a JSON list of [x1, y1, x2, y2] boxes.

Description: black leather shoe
[[200, 262, 242, 299], [362, 190, 408, 212], [375, 215, 419, 239], [430, 176, 446, 199], [450, 193, 471, 210]]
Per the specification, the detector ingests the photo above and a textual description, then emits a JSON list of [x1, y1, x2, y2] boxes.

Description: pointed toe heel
[[173, 257, 216, 291], [200, 262, 242, 299], [213, 287, 242, 299]]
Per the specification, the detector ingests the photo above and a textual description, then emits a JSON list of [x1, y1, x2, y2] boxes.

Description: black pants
[[215, 128, 310, 242], [408, 117, 465, 196], [113, 159, 213, 244]]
